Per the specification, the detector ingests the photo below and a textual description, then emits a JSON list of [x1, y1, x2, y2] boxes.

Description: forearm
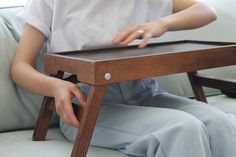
[[161, 2, 217, 31], [11, 62, 59, 97], [11, 24, 59, 97]]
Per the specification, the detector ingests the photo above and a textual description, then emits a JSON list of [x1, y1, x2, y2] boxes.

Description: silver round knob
[[104, 73, 112, 80]]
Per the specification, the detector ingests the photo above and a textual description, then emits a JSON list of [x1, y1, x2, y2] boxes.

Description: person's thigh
[[60, 102, 211, 157], [142, 91, 236, 157], [91, 103, 201, 147], [61, 102, 200, 145], [142, 90, 236, 122]]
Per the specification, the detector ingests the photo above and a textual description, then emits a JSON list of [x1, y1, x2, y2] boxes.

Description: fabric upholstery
[[0, 1, 236, 156], [0, 7, 58, 132], [155, 0, 236, 97], [0, 128, 126, 157]]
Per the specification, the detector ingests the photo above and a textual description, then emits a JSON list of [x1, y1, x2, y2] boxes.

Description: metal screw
[[104, 73, 112, 80]]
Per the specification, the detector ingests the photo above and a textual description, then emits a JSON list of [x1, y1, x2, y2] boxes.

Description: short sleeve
[[17, 0, 53, 38]]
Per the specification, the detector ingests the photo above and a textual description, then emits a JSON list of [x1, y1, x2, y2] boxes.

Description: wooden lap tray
[[33, 40, 236, 157]]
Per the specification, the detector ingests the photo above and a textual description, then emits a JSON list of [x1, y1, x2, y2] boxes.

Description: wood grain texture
[[194, 73, 236, 92], [44, 41, 236, 85], [187, 71, 207, 103], [71, 85, 105, 157], [34, 40, 236, 157], [33, 97, 54, 141]]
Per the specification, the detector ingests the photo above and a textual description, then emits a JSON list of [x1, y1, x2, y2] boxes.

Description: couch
[[0, 1, 236, 157]]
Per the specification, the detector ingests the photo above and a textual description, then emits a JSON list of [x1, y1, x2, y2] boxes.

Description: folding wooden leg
[[33, 97, 54, 141], [187, 71, 207, 103], [33, 71, 64, 141], [33, 71, 105, 157], [71, 85, 105, 157], [188, 72, 236, 98]]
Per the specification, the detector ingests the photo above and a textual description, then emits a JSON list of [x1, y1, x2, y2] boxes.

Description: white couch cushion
[[0, 128, 126, 157], [155, 0, 236, 97], [0, 95, 235, 157]]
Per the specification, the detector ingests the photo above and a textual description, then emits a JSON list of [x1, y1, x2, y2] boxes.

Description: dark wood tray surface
[[52, 40, 236, 61]]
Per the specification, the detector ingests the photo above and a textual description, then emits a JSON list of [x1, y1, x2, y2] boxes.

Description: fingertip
[[139, 44, 146, 49], [74, 117, 80, 127], [73, 90, 86, 105], [70, 115, 80, 128], [112, 39, 118, 44], [74, 120, 80, 128], [112, 36, 121, 44], [80, 96, 87, 105], [82, 100, 87, 106]]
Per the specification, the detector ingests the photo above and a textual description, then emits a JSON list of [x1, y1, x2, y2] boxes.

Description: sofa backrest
[[157, 0, 236, 42], [155, 0, 236, 97]]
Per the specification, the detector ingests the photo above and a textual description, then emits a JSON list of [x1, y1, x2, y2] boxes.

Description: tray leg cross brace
[[33, 71, 105, 157], [188, 70, 236, 102]]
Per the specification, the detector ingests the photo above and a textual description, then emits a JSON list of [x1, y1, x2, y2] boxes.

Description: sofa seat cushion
[[208, 94, 236, 115], [0, 128, 127, 157], [0, 95, 235, 157]]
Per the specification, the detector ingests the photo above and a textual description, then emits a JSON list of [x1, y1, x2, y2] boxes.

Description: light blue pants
[[60, 80, 236, 157]]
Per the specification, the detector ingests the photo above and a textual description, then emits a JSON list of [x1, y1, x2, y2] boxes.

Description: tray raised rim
[[44, 40, 236, 85], [45, 40, 236, 62]]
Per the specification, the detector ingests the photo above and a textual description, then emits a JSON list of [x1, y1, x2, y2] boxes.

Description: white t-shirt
[[18, 0, 173, 102], [18, 0, 172, 52]]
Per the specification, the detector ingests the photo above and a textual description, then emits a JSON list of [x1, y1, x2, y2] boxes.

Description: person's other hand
[[112, 19, 168, 48], [52, 79, 87, 128]]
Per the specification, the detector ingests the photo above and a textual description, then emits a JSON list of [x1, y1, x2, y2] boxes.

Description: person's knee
[[177, 116, 207, 137], [156, 112, 208, 142], [205, 113, 236, 133], [152, 116, 210, 157]]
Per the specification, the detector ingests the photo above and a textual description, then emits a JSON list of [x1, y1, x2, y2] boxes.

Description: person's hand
[[112, 19, 168, 48], [52, 79, 87, 128]]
